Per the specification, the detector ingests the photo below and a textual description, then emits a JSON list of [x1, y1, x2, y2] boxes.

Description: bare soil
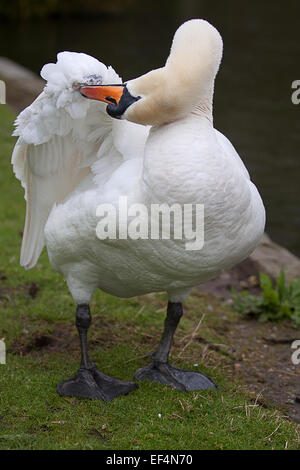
[[197, 258, 300, 423]]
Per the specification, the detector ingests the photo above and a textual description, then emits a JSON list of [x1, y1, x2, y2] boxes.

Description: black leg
[[153, 301, 183, 364], [57, 304, 138, 401], [134, 302, 217, 391], [76, 303, 94, 369]]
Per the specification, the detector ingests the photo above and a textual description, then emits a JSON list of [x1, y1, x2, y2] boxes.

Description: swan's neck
[[191, 86, 214, 124]]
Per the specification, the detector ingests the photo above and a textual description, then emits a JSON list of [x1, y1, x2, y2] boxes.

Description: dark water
[[1, 0, 299, 255]]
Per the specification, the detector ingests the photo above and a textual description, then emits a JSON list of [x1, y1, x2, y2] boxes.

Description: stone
[[249, 233, 300, 282], [0, 57, 44, 111]]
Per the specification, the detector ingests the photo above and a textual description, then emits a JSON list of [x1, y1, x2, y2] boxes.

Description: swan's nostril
[[105, 96, 117, 105]]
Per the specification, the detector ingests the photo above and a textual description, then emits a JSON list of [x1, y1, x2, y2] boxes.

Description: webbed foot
[[134, 361, 217, 391], [58, 366, 138, 401]]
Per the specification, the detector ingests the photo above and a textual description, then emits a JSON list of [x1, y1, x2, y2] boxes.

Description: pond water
[[1, 0, 299, 255]]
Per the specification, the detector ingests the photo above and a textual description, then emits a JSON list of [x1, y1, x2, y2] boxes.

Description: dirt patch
[[9, 312, 144, 357], [192, 258, 300, 422], [10, 325, 75, 356], [225, 319, 300, 422], [185, 290, 300, 424], [0, 282, 40, 301], [28, 282, 40, 299]]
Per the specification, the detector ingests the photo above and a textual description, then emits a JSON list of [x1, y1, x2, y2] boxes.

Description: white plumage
[[11, 20, 265, 397]]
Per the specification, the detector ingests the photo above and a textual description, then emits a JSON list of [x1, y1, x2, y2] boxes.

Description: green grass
[[232, 271, 300, 326], [0, 104, 299, 450]]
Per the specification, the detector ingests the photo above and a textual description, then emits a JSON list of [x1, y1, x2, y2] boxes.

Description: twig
[[134, 305, 145, 320], [177, 314, 205, 358], [122, 352, 153, 364], [264, 423, 282, 440]]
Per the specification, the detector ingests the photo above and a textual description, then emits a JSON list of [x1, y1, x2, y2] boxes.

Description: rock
[[198, 233, 300, 299], [249, 233, 300, 282], [198, 257, 261, 299], [0, 57, 44, 111]]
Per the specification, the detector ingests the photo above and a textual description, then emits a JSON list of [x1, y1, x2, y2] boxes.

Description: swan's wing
[[12, 52, 124, 269]]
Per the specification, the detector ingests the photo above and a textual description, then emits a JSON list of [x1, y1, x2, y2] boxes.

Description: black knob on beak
[[107, 86, 141, 119]]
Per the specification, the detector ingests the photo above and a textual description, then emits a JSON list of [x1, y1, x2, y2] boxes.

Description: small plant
[[232, 270, 300, 326]]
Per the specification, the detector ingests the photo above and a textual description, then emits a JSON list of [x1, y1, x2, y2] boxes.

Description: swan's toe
[[134, 361, 217, 391], [57, 367, 138, 401]]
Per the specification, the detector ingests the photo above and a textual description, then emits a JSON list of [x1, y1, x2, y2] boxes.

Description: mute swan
[[12, 19, 265, 400]]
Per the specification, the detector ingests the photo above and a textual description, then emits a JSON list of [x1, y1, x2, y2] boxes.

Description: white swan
[[12, 19, 265, 400]]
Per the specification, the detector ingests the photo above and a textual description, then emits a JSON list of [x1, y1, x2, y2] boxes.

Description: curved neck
[[191, 86, 214, 124]]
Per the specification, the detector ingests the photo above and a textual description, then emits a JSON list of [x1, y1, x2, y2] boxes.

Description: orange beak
[[80, 84, 125, 105]]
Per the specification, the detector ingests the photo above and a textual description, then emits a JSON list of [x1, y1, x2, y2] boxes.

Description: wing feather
[[12, 52, 123, 269]]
